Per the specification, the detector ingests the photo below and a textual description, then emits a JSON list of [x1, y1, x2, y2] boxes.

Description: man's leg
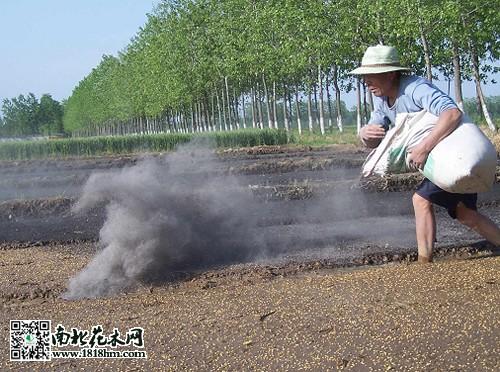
[[455, 203, 500, 246], [412, 193, 436, 263]]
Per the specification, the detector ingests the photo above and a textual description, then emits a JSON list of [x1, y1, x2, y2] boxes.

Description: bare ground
[[1, 144, 499, 370], [0, 244, 498, 370]]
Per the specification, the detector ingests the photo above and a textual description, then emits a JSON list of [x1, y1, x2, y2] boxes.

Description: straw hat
[[349, 45, 411, 75]]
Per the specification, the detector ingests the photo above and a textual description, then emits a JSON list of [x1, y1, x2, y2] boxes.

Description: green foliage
[[292, 126, 360, 146], [463, 96, 500, 123], [61, 0, 499, 134], [0, 93, 64, 137], [38, 94, 64, 135], [0, 129, 291, 160], [208, 128, 290, 148]]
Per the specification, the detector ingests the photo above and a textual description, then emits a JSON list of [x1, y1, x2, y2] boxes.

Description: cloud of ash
[[63, 143, 266, 299], [63, 142, 417, 299]]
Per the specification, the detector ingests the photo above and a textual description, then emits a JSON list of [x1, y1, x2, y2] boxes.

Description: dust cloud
[[63, 142, 266, 299], [63, 142, 415, 299]]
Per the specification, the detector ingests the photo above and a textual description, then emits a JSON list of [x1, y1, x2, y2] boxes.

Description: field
[[1, 143, 499, 370]]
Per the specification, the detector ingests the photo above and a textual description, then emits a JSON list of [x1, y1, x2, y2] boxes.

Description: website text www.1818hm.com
[[51, 348, 147, 359]]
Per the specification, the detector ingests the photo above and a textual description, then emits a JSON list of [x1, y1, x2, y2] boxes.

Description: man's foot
[[418, 255, 433, 264]]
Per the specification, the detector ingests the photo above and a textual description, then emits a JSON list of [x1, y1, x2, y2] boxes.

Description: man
[[350, 44, 500, 263]]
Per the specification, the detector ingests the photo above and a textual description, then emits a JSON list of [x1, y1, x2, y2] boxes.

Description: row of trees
[[0, 94, 64, 138], [63, 0, 499, 136], [1, 93, 498, 138]]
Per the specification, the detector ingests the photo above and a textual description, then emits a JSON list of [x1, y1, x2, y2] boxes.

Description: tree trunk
[[356, 78, 362, 134], [192, 104, 198, 133], [419, 21, 433, 82], [176, 111, 180, 133], [196, 105, 201, 133], [282, 83, 289, 132], [204, 99, 211, 132], [178, 111, 183, 133], [198, 102, 203, 132], [307, 88, 313, 132], [332, 65, 343, 132], [241, 93, 247, 129], [313, 84, 319, 127], [256, 83, 264, 129], [202, 99, 207, 132], [250, 87, 256, 128], [221, 84, 228, 131], [363, 83, 369, 124], [272, 81, 278, 128], [196, 102, 201, 132], [326, 70, 333, 129], [225, 76, 232, 130], [233, 88, 240, 130], [168, 112, 173, 133], [211, 94, 216, 131], [295, 84, 302, 135], [317, 65, 325, 135], [475, 86, 482, 115], [190, 102, 196, 133], [262, 74, 272, 128], [215, 88, 223, 131], [471, 47, 495, 130], [287, 89, 293, 131], [202, 101, 208, 132], [184, 111, 189, 133], [452, 41, 464, 111]]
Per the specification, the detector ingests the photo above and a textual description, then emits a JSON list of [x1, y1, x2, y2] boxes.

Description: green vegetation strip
[[0, 129, 292, 160]]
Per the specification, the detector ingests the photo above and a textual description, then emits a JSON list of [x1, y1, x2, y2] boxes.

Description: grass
[[291, 125, 361, 146], [0, 129, 291, 161], [2, 122, 493, 161]]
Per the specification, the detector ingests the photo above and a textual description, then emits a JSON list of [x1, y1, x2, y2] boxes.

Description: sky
[[0, 0, 159, 103], [0, 0, 498, 110]]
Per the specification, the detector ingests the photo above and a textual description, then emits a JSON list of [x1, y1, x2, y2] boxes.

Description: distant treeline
[[1, 94, 499, 138], [62, 0, 498, 135], [0, 93, 63, 138], [464, 96, 500, 124]]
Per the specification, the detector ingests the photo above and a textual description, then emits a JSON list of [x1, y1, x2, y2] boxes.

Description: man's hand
[[407, 108, 462, 171], [360, 124, 386, 148], [407, 141, 429, 171]]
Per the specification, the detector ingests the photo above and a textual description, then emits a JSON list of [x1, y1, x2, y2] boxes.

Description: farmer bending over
[[351, 45, 500, 263]]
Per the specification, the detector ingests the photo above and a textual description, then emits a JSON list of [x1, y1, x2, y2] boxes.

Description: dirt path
[[1, 244, 498, 370]]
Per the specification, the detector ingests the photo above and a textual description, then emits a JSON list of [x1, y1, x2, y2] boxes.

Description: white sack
[[362, 110, 497, 193]]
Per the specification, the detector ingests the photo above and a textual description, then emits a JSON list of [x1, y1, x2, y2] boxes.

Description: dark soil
[[1, 144, 499, 251]]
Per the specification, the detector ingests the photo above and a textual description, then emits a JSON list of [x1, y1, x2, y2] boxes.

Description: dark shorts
[[415, 179, 477, 219]]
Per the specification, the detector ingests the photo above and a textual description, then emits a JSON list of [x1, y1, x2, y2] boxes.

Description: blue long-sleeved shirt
[[368, 75, 458, 126]]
